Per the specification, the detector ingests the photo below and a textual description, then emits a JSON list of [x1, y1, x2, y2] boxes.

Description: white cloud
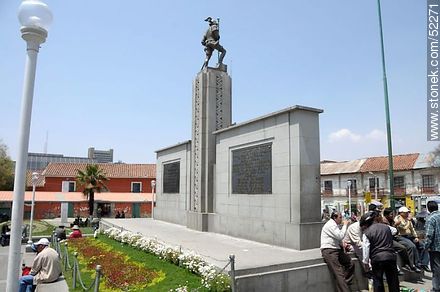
[[365, 129, 387, 141], [328, 128, 387, 143], [328, 129, 361, 143]]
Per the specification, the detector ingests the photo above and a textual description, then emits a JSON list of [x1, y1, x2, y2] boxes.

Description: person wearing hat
[[394, 206, 422, 272], [383, 208, 415, 273], [361, 211, 400, 292], [18, 238, 62, 292], [69, 225, 82, 239]]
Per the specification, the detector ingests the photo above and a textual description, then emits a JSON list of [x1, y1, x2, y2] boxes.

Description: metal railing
[[52, 226, 237, 292], [51, 232, 102, 291]]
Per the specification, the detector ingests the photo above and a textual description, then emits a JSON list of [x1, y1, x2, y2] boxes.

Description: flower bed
[[103, 227, 231, 291], [68, 237, 164, 290]]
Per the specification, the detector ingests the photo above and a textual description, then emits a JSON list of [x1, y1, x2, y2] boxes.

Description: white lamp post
[[25, 172, 39, 252], [151, 180, 156, 219], [369, 171, 379, 201], [347, 180, 352, 217], [7, 1, 52, 290]]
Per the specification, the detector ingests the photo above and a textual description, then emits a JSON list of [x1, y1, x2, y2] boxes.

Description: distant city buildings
[[88, 147, 113, 163], [26, 147, 114, 170], [27, 152, 95, 170]]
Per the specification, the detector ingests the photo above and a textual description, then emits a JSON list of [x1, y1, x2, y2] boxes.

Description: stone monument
[[154, 19, 323, 250]]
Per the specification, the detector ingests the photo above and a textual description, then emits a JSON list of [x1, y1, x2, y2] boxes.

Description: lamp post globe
[[7, 1, 52, 291], [18, 0, 53, 31]]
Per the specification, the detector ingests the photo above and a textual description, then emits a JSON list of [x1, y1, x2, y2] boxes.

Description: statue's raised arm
[[201, 17, 226, 70]]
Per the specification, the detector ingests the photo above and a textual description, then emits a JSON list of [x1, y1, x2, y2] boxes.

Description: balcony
[[421, 186, 438, 194], [368, 188, 386, 198], [322, 190, 333, 197], [393, 187, 407, 197]]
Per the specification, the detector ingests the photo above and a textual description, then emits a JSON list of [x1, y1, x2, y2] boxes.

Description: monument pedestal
[[186, 211, 215, 232], [188, 67, 231, 230]]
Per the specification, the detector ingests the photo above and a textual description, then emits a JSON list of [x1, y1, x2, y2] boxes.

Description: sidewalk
[[0, 244, 36, 291]]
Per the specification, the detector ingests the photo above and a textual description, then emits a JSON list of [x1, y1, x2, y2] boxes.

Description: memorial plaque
[[163, 162, 180, 193], [232, 143, 272, 194]]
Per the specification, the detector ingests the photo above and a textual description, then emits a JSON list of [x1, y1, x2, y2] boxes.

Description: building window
[[422, 175, 435, 193], [423, 175, 434, 187], [324, 180, 333, 195], [393, 176, 405, 189], [131, 182, 142, 193], [346, 179, 357, 195], [369, 177, 379, 191], [61, 181, 76, 192]]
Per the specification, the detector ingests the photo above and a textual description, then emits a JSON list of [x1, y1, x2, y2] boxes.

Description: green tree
[[430, 144, 440, 167], [0, 141, 14, 191], [76, 164, 109, 216]]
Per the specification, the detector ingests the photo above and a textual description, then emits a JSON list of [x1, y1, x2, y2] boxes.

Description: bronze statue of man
[[201, 17, 226, 70]]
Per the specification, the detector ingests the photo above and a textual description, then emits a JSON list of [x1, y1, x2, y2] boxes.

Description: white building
[[321, 153, 440, 214]]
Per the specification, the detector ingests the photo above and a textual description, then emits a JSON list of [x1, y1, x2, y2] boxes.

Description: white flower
[[101, 226, 230, 289]]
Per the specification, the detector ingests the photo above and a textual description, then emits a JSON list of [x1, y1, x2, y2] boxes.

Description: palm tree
[[76, 164, 109, 217]]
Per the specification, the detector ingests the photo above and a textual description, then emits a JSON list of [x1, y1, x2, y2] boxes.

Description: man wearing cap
[[425, 200, 440, 291], [383, 208, 414, 273], [394, 206, 421, 272], [19, 238, 62, 292]]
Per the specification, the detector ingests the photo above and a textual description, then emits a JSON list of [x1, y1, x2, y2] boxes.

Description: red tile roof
[[42, 163, 156, 178], [359, 153, 419, 172]]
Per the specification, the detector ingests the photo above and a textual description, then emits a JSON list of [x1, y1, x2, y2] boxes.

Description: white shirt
[[344, 221, 362, 248], [320, 219, 348, 249]]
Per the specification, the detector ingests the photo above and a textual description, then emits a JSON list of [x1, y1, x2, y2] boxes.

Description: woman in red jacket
[[69, 225, 82, 239]]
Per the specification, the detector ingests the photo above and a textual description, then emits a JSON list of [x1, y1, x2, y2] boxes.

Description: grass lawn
[[24, 220, 95, 237], [63, 235, 207, 291]]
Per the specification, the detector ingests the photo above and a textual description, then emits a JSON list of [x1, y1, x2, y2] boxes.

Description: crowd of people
[[320, 201, 440, 292]]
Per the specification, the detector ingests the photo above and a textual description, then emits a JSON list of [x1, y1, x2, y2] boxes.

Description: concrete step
[[35, 277, 68, 292]]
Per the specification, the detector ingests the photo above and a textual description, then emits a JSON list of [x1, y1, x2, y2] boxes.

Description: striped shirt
[[426, 210, 440, 252]]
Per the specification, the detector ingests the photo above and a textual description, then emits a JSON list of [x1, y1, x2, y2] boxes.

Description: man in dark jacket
[[54, 225, 66, 241], [361, 211, 400, 292]]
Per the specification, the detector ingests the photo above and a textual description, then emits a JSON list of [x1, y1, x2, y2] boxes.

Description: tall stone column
[[187, 66, 231, 231]]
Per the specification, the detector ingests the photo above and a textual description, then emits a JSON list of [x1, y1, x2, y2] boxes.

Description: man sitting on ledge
[[19, 238, 62, 292]]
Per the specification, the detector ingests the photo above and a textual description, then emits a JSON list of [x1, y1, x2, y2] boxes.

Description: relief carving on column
[[193, 78, 201, 211], [215, 75, 223, 130]]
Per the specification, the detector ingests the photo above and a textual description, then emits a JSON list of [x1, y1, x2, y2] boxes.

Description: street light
[[347, 180, 352, 217], [7, 1, 52, 290], [369, 171, 379, 201], [151, 180, 156, 219], [26, 172, 39, 252]]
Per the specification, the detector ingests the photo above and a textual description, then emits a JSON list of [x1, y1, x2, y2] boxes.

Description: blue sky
[[0, 0, 433, 163]]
